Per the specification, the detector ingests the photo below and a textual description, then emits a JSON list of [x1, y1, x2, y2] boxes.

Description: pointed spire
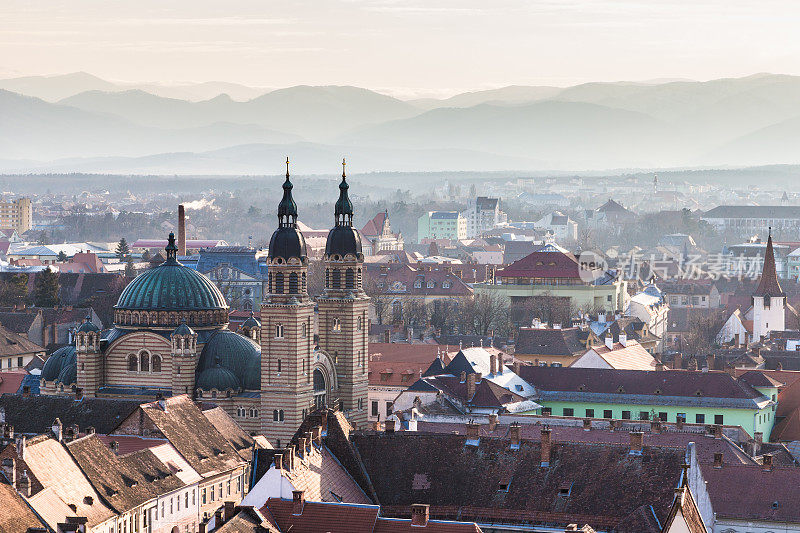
[[334, 157, 354, 226], [278, 157, 298, 228], [165, 232, 179, 263], [754, 227, 784, 298]]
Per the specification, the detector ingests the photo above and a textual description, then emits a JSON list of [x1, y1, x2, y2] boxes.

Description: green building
[[515, 366, 777, 440], [417, 211, 467, 243]]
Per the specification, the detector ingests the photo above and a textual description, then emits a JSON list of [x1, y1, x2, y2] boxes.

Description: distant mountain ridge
[[5, 72, 800, 171]]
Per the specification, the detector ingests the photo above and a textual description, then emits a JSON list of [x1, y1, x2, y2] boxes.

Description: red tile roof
[[497, 249, 581, 279], [0, 370, 26, 394], [701, 463, 800, 522]]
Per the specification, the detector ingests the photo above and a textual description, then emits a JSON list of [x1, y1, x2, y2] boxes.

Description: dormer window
[[442, 280, 450, 289], [414, 279, 422, 289], [427, 280, 435, 289]]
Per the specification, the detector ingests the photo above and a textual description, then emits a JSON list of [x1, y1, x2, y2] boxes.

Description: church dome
[[115, 233, 228, 327], [77, 317, 100, 333], [42, 345, 75, 381], [196, 363, 241, 392], [268, 164, 307, 261], [197, 330, 260, 390], [56, 361, 77, 386], [325, 226, 362, 258], [243, 356, 261, 390]]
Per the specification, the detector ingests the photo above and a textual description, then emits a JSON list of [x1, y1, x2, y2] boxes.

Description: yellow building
[[0, 197, 32, 233]]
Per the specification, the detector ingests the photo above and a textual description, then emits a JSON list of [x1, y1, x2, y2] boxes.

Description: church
[[40, 161, 369, 447]]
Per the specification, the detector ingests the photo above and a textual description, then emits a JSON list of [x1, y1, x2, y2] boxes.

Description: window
[[659, 412, 668, 421], [372, 401, 379, 416], [442, 280, 450, 289], [211, 485, 215, 502], [695, 414, 705, 424], [585, 409, 594, 418], [551, 362, 562, 368], [185, 492, 188, 509], [301, 323, 308, 337], [275, 324, 284, 338], [426, 280, 435, 288], [279, 410, 285, 422], [161, 501, 165, 518], [386, 401, 393, 417], [621, 411, 631, 420], [227, 480, 231, 496], [152, 354, 161, 372], [332, 318, 341, 332], [17, 356, 22, 367], [542, 407, 552, 416], [274, 272, 284, 294], [332, 270, 341, 289], [289, 272, 299, 294], [345, 269, 355, 289], [603, 410, 613, 419], [127, 354, 138, 372], [715, 414, 724, 425], [277, 359, 282, 373], [273, 410, 279, 422], [563, 408, 574, 417], [414, 279, 422, 289], [639, 411, 650, 420]]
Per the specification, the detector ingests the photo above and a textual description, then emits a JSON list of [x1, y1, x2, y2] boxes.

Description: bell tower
[[752, 229, 785, 342], [170, 319, 198, 396], [75, 314, 102, 397], [317, 159, 369, 429], [260, 159, 315, 447]]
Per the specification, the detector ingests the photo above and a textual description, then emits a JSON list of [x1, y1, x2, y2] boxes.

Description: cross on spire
[[285, 156, 290, 179], [342, 158, 346, 179]]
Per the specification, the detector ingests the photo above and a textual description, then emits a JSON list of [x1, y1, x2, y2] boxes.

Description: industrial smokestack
[[178, 204, 187, 256]]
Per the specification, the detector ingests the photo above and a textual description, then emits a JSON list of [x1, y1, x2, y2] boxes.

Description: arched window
[[313, 369, 327, 409], [332, 269, 341, 289], [357, 316, 363, 330], [273, 410, 279, 422], [139, 351, 150, 372], [325, 269, 330, 289], [127, 355, 138, 372], [289, 272, 299, 294], [427, 280, 435, 289], [279, 410, 285, 422], [302, 272, 307, 292], [277, 359, 282, 373], [414, 279, 422, 289], [332, 318, 341, 332], [152, 354, 162, 372], [275, 272, 284, 294], [345, 269, 355, 289], [275, 324, 284, 338], [301, 323, 308, 337]]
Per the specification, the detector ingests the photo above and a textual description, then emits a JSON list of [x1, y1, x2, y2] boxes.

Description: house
[[0, 306, 102, 348], [533, 211, 578, 241], [660, 279, 720, 309], [0, 481, 50, 533], [360, 210, 404, 256], [701, 205, 800, 234], [418, 212, 467, 243], [475, 244, 628, 314], [571, 336, 659, 371], [461, 197, 507, 238], [195, 246, 269, 312], [0, 323, 46, 372], [585, 199, 637, 230], [626, 284, 669, 348], [513, 366, 777, 438], [514, 326, 589, 367], [56, 252, 108, 274]]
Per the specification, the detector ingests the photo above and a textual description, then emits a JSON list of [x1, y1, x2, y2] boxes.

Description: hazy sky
[[3, 0, 800, 97]]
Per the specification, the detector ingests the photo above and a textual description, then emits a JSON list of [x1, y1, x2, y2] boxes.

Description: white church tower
[[752, 230, 785, 342]]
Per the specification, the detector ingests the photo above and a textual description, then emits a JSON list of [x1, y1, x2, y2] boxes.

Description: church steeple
[[754, 228, 784, 298], [335, 158, 353, 227], [165, 232, 179, 264], [278, 157, 298, 228]]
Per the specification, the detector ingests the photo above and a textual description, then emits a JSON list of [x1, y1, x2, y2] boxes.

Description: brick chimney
[[178, 204, 187, 256], [466, 421, 479, 440], [629, 431, 644, 456], [284, 446, 295, 471], [655, 362, 664, 371], [224, 501, 236, 522], [618, 332, 627, 348], [18, 471, 31, 497], [582, 418, 591, 431], [713, 425, 723, 439], [22, 386, 30, 398], [540, 428, 552, 467], [488, 414, 498, 432], [650, 420, 662, 434], [298, 437, 307, 458], [509, 422, 521, 449], [1, 457, 15, 487], [292, 490, 305, 515], [762, 454, 773, 471], [311, 426, 322, 444], [713, 452, 724, 469], [460, 371, 467, 383], [411, 504, 430, 527], [513, 361, 522, 375], [466, 373, 477, 399], [673, 353, 682, 370], [385, 419, 396, 433], [490, 353, 497, 375], [274, 453, 283, 471], [74, 387, 83, 401], [707, 354, 716, 371], [214, 509, 222, 527]]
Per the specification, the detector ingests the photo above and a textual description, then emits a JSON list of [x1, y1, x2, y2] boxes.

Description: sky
[[3, 0, 800, 98]]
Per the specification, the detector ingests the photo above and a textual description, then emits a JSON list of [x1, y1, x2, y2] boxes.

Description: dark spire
[[277, 157, 298, 228], [334, 158, 353, 227], [165, 232, 179, 263], [754, 227, 784, 298]]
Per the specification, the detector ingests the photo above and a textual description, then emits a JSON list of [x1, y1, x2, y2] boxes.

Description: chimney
[[713, 425, 723, 439], [655, 362, 664, 371], [460, 371, 467, 383], [109, 440, 119, 454], [488, 414, 498, 431], [604, 334, 614, 351], [224, 501, 236, 522], [713, 452, 724, 469], [178, 204, 187, 256], [214, 509, 222, 527], [1, 457, 16, 487], [411, 504, 430, 527], [298, 437, 307, 458], [490, 353, 497, 375], [18, 471, 31, 497], [513, 361, 522, 375], [540, 428, 552, 467], [52, 418, 63, 442], [583, 418, 591, 431], [74, 387, 83, 401], [496, 355, 504, 374], [372, 420, 382, 432], [735, 333, 741, 348], [466, 373, 477, 399], [619, 332, 627, 347], [676, 417, 685, 430], [673, 353, 683, 370], [629, 431, 644, 456], [510, 422, 521, 449], [198, 520, 207, 533], [274, 453, 283, 471], [292, 490, 305, 515], [284, 446, 295, 471], [311, 426, 322, 444], [707, 354, 716, 371], [22, 386, 30, 398], [466, 421, 479, 440], [385, 419, 396, 433], [762, 454, 773, 471]]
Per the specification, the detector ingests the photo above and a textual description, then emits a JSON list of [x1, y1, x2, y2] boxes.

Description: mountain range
[[3, 72, 800, 173]]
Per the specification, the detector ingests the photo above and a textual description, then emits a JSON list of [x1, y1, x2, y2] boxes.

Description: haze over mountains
[[3, 72, 800, 174]]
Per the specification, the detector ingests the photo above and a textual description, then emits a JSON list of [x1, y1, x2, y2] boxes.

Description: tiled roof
[[216, 506, 281, 533], [0, 310, 39, 333], [135, 395, 244, 476], [703, 205, 800, 219], [203, 406, 259, 459], [0, 323, 44, 356], [0, 394, 142, 435], [754, 234, 785, 298], [0, 481, 48, 532], [498, 249, 581, 279], [515, 327, 587, 356], [370, 263, 473, 297], [361, 211, 389, 237], [0, 371, 27, 394], [66, 434, 184, 513], [369, 343, 456, 365], [660, 486, 706, 533], [352, 432, 683, 531], [584, 340, 657, 371], [701, 463, 800, 521], [421, 376, 527, 408], [737, 370, 783, 389], [282, 445, 371, 504]]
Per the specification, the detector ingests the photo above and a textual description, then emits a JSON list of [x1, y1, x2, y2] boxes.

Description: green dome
[[196, 363, 241, 392], [197, 331, 260, 390], [42, 345, 75, 381], [56, 362, 77, 386], [116, 260, 227, 313], [243, 356, 261, 390]]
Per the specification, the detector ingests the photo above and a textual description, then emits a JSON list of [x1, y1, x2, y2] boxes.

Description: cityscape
[[3, 2, 800, 533]]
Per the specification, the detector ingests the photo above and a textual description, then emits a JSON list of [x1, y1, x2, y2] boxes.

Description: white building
[[533, 211, 578, 241], [461, 197, 507, 238], [625, 284, 669, 350]]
